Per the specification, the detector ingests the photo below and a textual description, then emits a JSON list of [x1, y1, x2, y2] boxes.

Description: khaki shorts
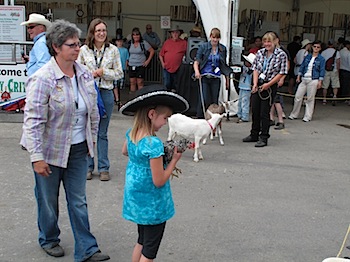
[[322, 70, 340, 89]]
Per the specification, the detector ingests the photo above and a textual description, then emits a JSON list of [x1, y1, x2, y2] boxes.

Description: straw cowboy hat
[[190, 26, 202, 33], [119, 85, 189, 116], [242, 53, 256, 64], [301, 39, 311, 48], [20, 13, 51, 28]]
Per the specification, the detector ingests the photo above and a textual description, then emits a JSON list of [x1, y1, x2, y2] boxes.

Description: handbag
[[94, 82, 107, 118]]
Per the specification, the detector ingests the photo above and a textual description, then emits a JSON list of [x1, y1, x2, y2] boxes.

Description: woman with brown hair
[[78, 18, 123, 181], [127, 27, 155, 93]]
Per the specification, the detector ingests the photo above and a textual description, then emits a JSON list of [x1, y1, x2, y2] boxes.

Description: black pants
[[339, 69, 350, 97], [250, 84, 277, 141]]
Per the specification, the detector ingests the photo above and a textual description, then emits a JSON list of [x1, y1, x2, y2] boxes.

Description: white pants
[[290, 78, 318, 121]]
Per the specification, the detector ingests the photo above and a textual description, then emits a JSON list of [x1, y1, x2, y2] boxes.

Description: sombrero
[[119, 85, 189, 116]]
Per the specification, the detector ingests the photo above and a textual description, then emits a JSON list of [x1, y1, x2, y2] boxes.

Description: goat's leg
[[193, 137, 201, 162], [198, 146, 204, 160], [218, 123, 224, 145]]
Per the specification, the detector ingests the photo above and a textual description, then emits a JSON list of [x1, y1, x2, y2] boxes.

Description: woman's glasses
[[313, 45, 321, 49], [95, 29, 107, 33], [64, 42, 81, 48]]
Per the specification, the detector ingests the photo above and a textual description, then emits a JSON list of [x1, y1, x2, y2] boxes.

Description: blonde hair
[[262, 32, 278, 46], [130, 105, 173, 143]]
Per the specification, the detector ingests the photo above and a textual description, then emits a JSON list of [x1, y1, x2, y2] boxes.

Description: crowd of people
[[19, 11, 350, 262]]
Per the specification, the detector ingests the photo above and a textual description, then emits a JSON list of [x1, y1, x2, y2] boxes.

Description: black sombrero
[[119, 85, 189, 116]]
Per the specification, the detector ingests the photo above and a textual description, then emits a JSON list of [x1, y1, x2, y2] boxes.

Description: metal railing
[[0, 41, 33, 64]]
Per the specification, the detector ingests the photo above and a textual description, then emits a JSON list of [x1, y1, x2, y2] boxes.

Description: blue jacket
[[298, 53, 325, 80], [195, 41, 233, 76]]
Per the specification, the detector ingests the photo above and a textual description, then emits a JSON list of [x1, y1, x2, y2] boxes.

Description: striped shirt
[[22, 57, 100, 168], [77, 43, 124, 90], [252, 47, 288, 81]]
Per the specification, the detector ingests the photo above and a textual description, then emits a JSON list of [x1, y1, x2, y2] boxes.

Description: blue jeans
[[196, 77, 221, 118], [34, 141, 99, 262], [163, 69, 178, 91], [237, 89, 251, 121], [88, 89, 114, 173]]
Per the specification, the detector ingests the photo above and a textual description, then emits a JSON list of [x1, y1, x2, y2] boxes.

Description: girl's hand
[[172, 146, 182, 163], [194, 71, 201, 79], [143, 60, 150, 67], [296, 76, 301, 83], [251, 85, 258, 94]]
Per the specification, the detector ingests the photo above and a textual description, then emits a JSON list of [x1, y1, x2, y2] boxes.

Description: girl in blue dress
[[119, 85, 189, 262]]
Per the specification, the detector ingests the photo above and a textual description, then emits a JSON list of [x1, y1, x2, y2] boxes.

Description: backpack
[[325, 50, 336, 71], [127, 40, 150, 60]]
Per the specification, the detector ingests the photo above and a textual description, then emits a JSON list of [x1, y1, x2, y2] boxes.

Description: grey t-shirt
[[128, 41, 151, 66]]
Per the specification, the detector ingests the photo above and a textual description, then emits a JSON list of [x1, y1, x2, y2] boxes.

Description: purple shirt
[[22, 57, 99, 168]]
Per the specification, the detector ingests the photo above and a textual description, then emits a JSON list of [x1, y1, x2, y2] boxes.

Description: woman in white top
[[289, 40, 325, 122]]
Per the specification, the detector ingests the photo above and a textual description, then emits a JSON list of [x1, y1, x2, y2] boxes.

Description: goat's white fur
[[204, 103, 226, 145], [167, 111, 224, 162]]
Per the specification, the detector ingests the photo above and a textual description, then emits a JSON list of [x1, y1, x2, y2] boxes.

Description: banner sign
[[0, 63, 27, 102]]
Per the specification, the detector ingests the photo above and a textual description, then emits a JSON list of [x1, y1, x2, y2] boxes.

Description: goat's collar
[[206, 120, 214, 131]]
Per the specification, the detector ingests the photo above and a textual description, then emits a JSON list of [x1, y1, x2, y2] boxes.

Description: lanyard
[[73, 66, 79, 109], [93, 45, 106, 88]]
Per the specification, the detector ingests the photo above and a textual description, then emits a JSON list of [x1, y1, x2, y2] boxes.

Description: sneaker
[[332, 96, 336, 106], [87, 171, 93, 180], [288, 116, 296, 120], [302, 118, 310, 122], [43, 244, 64, 257], [322, 100, 327, 105], [84, 251, 110, 261], [100, 171, 110, 181], [274, 122, 285, 130]]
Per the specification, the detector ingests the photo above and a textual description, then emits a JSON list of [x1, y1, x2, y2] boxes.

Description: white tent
[[192, 0, 239, 114]]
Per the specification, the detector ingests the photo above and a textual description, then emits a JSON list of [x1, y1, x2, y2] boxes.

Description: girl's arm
[[122, 140, 128, 156], [150, 147, 182, 188]]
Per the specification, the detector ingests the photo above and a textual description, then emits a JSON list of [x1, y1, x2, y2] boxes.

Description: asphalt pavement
[[0, 96, 349, 262]]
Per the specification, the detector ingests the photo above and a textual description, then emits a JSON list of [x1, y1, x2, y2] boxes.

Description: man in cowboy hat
[[159, 27, 187, 92], [20, 13, 51, 76]]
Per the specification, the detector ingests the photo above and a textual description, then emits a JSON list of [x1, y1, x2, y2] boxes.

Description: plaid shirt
[[78, 43, 124, 90], [22, 57, 100, 168], [252, 47, 288, 81]]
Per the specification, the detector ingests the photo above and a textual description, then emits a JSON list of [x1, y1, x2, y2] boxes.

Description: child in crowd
[[119, 85, 189, 262], [237, 53, 255, 122], [113, 35, 129, 109]]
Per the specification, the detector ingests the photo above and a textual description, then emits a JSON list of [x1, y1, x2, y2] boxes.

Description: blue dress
[[123, 129, 175, 225]]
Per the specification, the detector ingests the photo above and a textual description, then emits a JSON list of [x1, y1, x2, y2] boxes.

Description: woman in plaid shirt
[[242, 31, 288, 147]]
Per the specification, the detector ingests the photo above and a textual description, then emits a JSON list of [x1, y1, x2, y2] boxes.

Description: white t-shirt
[[71, 75, 87, 145]]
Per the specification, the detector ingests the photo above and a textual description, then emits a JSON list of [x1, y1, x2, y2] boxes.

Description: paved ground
[[0, 96, 349, 262]]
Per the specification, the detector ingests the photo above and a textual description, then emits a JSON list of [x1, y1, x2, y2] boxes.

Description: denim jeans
[[88, 89, 114, 173], [196, 77, 221, 118], [34, 141, 99, 262], [237, 89, 251, 121], [163, 69, 178, 91]]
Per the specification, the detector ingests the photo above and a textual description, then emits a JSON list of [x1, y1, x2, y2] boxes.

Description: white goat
[[167, 111, 224, 162], [204, 103, 226, 145]]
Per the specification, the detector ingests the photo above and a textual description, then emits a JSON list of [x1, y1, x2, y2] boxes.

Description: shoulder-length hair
[[85, 18, 110, 49], [131, 27, 144, 43]]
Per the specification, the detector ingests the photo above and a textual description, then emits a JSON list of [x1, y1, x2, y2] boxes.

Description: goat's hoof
[[193, 158, 199, 162], [220, 142, 225, 146], [198, 157, 204, 160]]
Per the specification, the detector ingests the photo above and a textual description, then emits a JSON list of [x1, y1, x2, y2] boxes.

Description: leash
[[337, 224, 350, 258], [198, 77, 207, 118]]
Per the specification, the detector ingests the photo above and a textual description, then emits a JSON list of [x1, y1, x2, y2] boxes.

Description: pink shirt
[[159, 39, 187, 73]]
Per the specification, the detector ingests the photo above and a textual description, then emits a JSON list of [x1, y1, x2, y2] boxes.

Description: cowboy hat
[[190, 26, 201, 33], [168, 28, 184, 34], [119, 85, 189, 116], [301, 39, 311, 48], [20, 13, 51, 28], [242, 53, 256, 64]]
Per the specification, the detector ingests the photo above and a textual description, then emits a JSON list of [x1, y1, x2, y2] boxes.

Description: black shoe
[[43, 244, 64, 257], [84, 251, 110, 261], [255, 139, 267, 147], [242, 135, 258, 142], [269, 120, 275, 126], [274, 122, 285, 130]]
